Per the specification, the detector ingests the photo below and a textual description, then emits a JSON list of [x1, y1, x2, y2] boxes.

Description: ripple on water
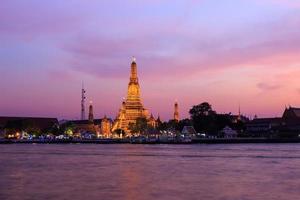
[[0, 144, 300, 200]]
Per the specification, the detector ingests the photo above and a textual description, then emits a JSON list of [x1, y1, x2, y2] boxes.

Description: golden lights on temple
[[112, 58, 150, 133], [79, 57, 180, 137]]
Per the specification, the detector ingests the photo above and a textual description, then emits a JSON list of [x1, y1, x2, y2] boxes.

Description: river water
[[0, 144, 299, 200]]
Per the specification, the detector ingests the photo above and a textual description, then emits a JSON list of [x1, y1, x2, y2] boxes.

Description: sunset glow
[[1, 0, 300, 120]]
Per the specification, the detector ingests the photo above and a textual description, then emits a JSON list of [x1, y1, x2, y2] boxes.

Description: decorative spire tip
[[132, 56, 136, 62]]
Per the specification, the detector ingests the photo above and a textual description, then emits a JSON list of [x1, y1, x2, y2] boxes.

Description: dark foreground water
[[0, 144, 300, 200]]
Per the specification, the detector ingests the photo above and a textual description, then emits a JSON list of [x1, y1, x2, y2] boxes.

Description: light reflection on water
[[0, 144, 300, 200]]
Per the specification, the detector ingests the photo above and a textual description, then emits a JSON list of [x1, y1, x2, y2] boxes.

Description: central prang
[[112, 58, 151, 135]]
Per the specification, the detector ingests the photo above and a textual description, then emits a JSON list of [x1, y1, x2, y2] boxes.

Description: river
[[0, 144, 299, 200]]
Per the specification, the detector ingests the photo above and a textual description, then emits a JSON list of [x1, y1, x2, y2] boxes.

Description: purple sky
[[1, 0, 300, 120]]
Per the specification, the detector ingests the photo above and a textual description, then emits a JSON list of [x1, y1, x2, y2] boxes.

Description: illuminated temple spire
[[130, 57, 138, 83], [238, 104, 241, 120], [127, 57, 141, 102], [88, 101, 94, 122], [174, 101, 179, 122], [112, 58, 149, 134]]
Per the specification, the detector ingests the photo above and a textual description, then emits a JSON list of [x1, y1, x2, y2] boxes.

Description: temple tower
[[238, 104, 241, 121], [127, 57, 142, 107], [101, 115, 112, 138], [148, 113, 157, 128], [174, 101, 179, 122], [88, 101, 94, 122], [112, 57, 149, 134]]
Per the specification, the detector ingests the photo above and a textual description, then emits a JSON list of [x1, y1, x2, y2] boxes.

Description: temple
[[112, 58, 150, 134], [88, 101, 94, 122], [67, 101, 112, 138], [174, 101, 179, 122]]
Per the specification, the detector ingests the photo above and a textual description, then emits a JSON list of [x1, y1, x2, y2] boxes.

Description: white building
[[221, 126, 238, 138]]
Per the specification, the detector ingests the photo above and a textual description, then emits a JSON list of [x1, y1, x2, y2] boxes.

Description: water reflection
[[0, 144, 300, 200]]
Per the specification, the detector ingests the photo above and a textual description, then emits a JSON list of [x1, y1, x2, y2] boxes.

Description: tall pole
[[81, 82, 86, 120], [174, 101, 179, 122]]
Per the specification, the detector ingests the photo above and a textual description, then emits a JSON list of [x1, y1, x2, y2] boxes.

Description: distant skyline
[[1, 0, 300, 120]]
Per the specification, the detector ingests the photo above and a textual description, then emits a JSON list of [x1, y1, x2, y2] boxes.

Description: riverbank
[[1, 138, 300, 144], [192, 138, 300, 144]]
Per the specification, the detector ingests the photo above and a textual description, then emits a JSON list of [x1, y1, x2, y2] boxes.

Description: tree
[[114, 129, 125, 137], [165, 119, 191, 132], [25, 126, 41, 137], [4, 120, 23, 134], [21, 119, 41, 136], [177, 118, 192, 132], [167, 119, 178, 131], [45, 124, 60, 136], [189, 102, 217, 134], [157, 121, 168, 131], [189, 102, 216, 119], [128, 117, 148, 135], [215, 114, 233, 131], [232, 119, 246, 134], [60, 122, 75, 136]]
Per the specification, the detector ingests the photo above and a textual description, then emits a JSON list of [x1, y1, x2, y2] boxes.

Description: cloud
[[2, 0, 297, 86], [2, 0, 300, 119], [60, 11, 300, 82], [47, 69, 75, 81], [0, 0, 202, 40], [256, 0, 300, 8], [257, 82, 281, 91], [0, 1, 85, 40]]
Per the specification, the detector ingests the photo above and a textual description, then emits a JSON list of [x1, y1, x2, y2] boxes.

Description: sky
[[1, 0, 300, 120]]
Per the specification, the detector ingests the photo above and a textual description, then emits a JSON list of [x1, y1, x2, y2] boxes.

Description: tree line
[[124, 102, 245, 135]]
